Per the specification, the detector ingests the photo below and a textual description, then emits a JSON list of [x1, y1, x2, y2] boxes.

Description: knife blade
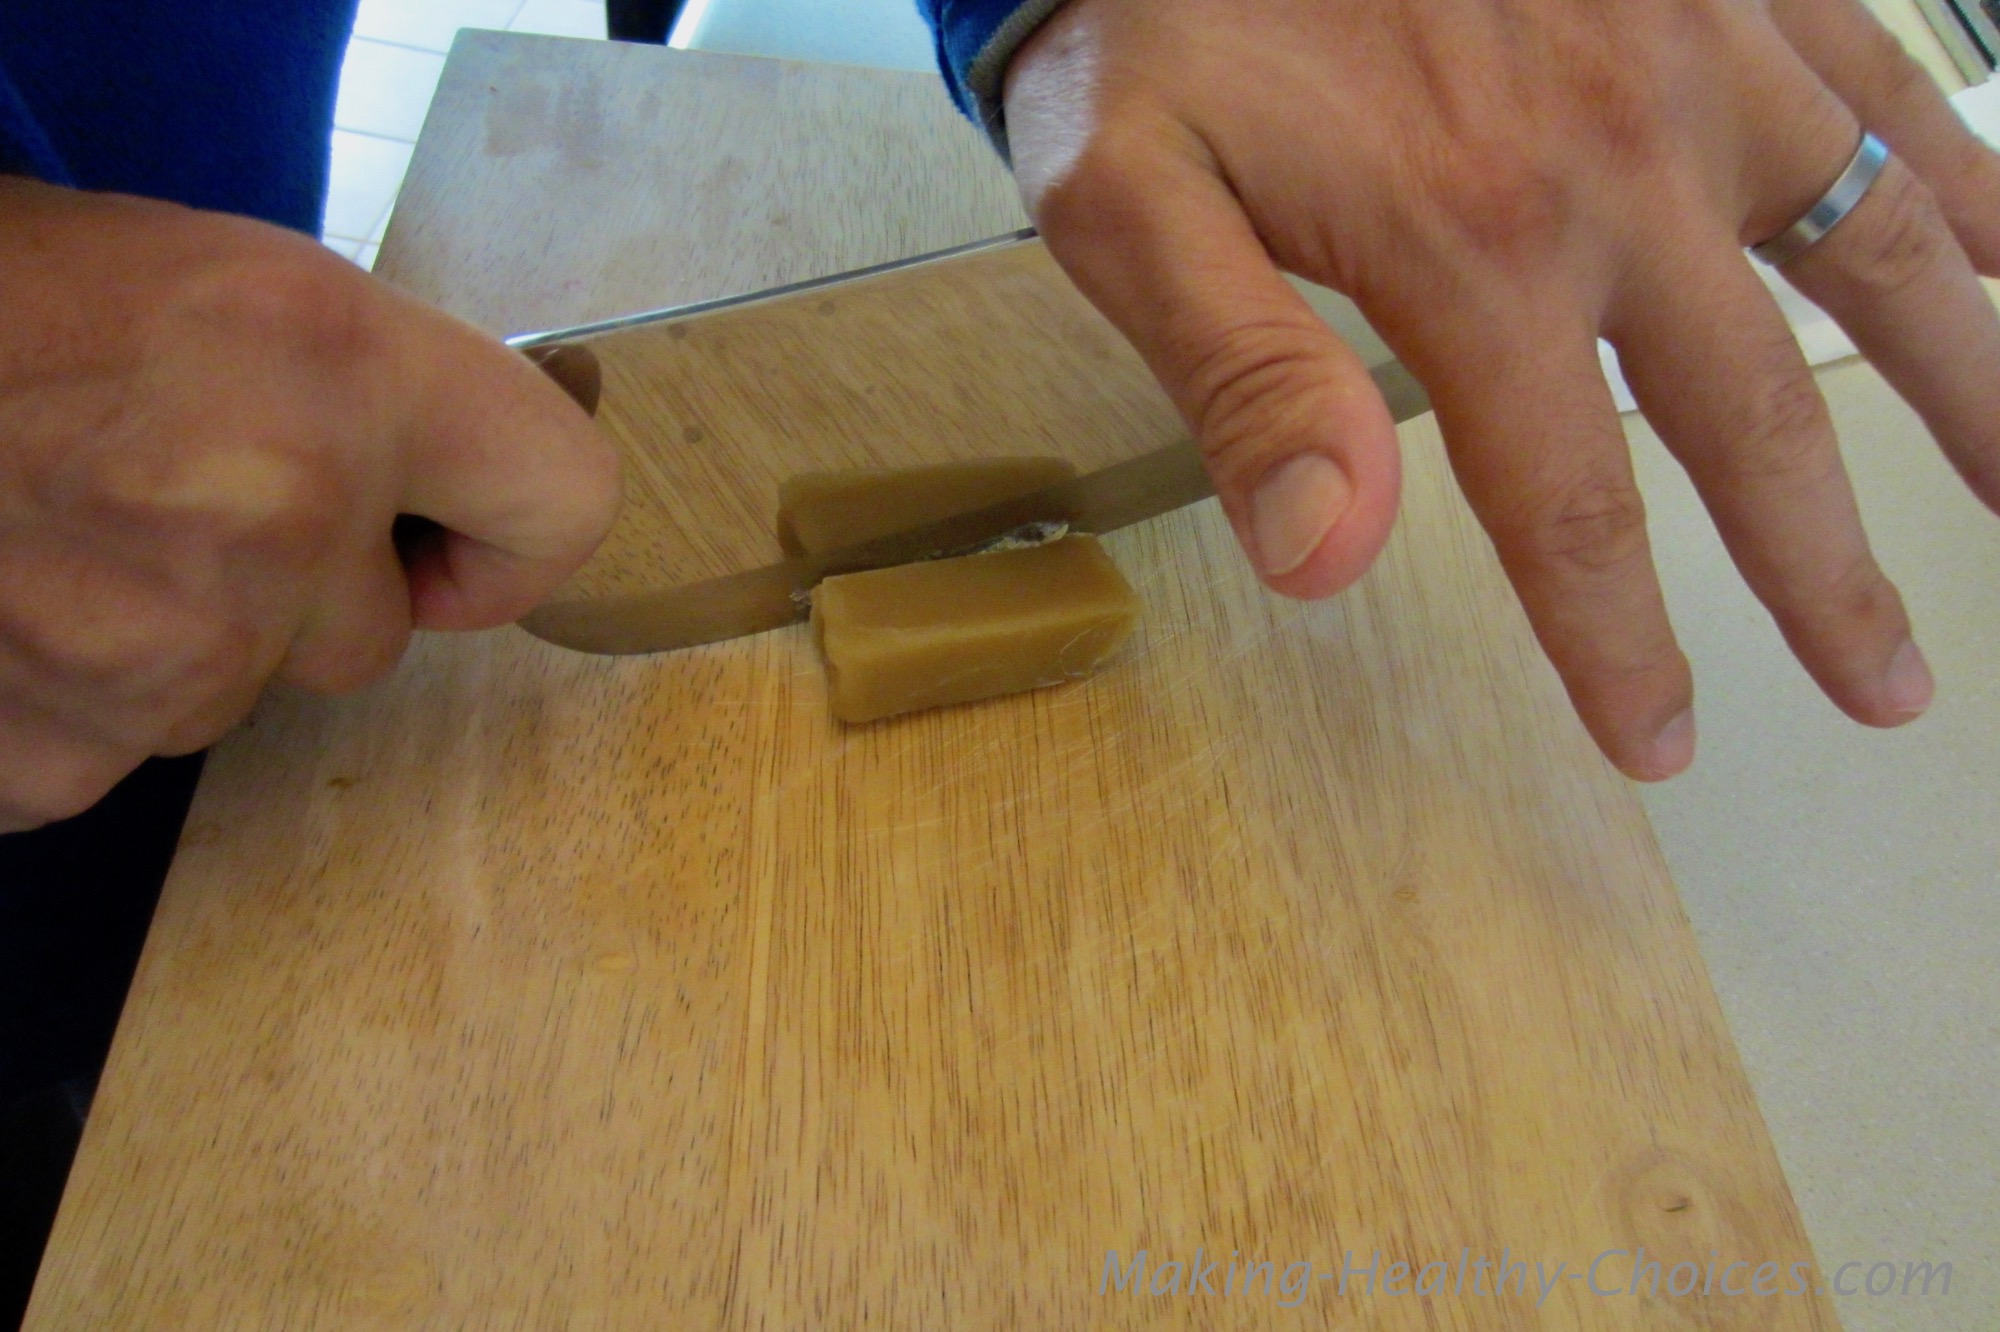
[[519, 356, 1430, 655]]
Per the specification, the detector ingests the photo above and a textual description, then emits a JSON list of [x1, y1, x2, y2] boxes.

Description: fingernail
[[1639, 707, 1696, 781], [1250, 454, 1351, 577], [1883, 638, 1934, 717]]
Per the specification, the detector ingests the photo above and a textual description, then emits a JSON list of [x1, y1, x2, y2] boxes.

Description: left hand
[[1003, 0, 2000, 780]]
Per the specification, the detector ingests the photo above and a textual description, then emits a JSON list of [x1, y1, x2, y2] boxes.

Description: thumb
[[1026, 136, 1402, 599]]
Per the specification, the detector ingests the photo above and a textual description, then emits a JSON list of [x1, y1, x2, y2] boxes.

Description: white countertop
[[1633, 351, 1998, 1330], [1638, 77, 1997, 1332]]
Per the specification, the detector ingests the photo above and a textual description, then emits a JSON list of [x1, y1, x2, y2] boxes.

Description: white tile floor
[[321, 0, 608, 268], [323, 0, 1976, 276], [320, 0, 935, 268], [685, 0, 933, 70]]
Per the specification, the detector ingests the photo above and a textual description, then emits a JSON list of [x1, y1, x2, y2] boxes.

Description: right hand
[[0, 178, 622, 831]]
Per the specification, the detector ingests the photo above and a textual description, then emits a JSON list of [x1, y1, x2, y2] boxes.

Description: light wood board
[[29, 35, 1837, 1330], [552, 237, 1189, 601]]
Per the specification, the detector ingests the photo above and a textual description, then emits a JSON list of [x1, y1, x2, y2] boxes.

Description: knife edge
[[519, 437, 1210, 654], [518, 358, 1431, 656], [505, 229, 1040, 352]]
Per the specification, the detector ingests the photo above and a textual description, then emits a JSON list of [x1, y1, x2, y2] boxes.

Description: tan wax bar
[[776, 457, 1077, 556], [812, 535, 1140, 724]]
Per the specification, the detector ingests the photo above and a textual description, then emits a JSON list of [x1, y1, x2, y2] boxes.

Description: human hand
[[0, 180, 620, 829], [1004, 0, 2000, 779]]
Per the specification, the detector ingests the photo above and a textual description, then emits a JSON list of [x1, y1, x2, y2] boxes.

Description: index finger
[[381, 292, 623, 631]]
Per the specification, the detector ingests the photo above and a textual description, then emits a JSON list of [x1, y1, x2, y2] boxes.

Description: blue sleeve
[[918, 0, 1073, 161], [0, 66, 73, 184], [0, 1, 357, 233]]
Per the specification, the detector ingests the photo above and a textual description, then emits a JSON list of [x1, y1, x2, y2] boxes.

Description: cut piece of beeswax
[[776, 457, 1076, 556], [812, 535, 1140, 724]]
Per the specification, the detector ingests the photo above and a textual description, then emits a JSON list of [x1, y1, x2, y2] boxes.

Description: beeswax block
[[777, 458, 1076, 556], [812, 535, 1139, 723]]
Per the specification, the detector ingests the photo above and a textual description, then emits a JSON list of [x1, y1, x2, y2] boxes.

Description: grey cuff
[[965, 0, 1074, 162]]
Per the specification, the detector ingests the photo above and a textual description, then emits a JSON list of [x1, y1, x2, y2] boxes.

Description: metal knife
[[511, 237, 1431, 656]]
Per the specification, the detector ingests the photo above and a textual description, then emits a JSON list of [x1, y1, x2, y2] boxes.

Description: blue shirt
[[0, 2, 1052, 218], [0, 2, 359, 231], [919, 0, 1063, 158]]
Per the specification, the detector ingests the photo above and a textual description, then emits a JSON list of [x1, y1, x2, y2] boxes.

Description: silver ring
[[1750, 132, 1891, 267]]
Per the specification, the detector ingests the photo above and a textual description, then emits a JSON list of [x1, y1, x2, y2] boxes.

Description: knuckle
[[1719, 370, 1835, 486], [1556, 50, 1671, 178], [3, 568, 178, 687], [1847, 170, 1952, 299], [12, 579, 265, 717], [1026, 118, 1153, 237], [1855, 22, 1939, 114], [183, 247, 381, 368], [1444, 169, 1558, 256], [1422, 142, 1578, 261], [90, 433, 348, 568], [55, 612, 272, 759], [65, 253, 364, 570], [214, 453, 346, 563], [1179, 320, 1340, 480], [1509, 468, 1651, 577], [1818, 548, 1904, 638]]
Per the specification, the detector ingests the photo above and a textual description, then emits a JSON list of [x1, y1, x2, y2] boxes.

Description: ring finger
[[1774, 152, 2000, 512]]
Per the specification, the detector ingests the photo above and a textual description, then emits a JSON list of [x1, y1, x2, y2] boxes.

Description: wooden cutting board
[[539, 236, 1194, 602], [28, 35, 1837, 1330]]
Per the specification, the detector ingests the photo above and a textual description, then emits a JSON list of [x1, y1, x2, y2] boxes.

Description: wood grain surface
[[551, 238, 1189, 601], [29, 35, 1838, 1330]]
